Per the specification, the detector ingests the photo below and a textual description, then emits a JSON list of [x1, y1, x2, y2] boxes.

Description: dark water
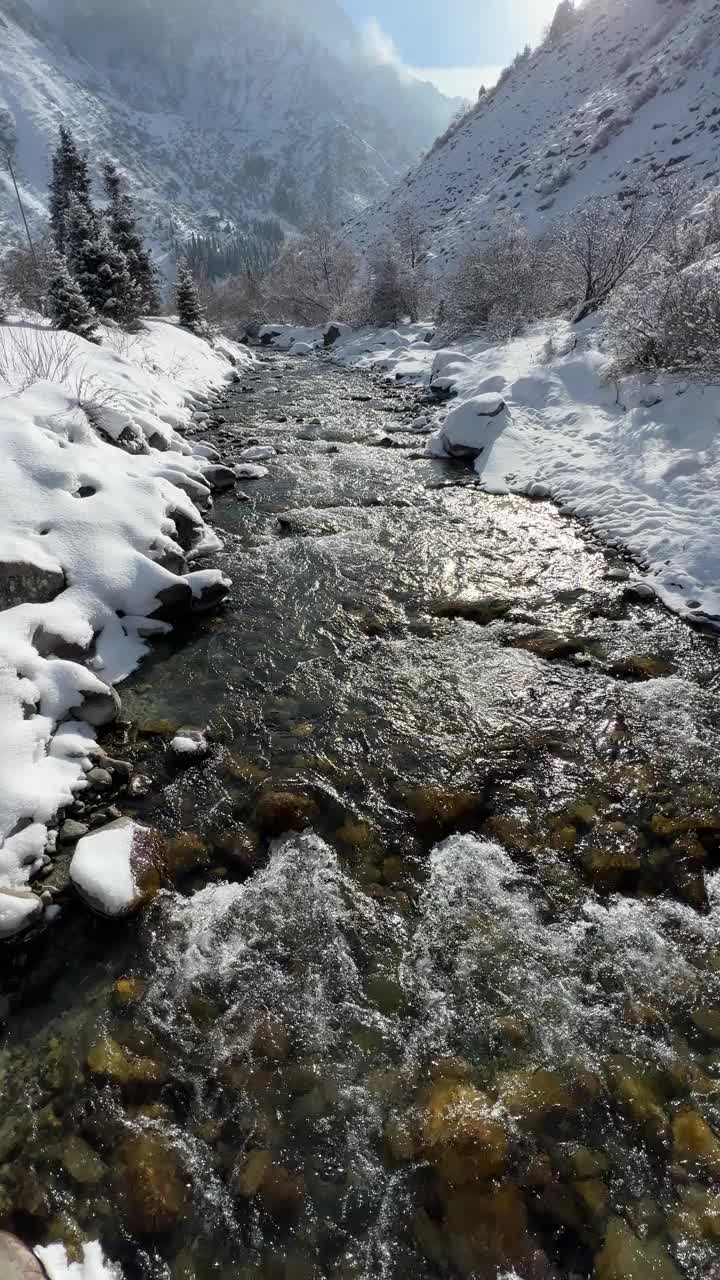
[[2, 354, 720, 1280]]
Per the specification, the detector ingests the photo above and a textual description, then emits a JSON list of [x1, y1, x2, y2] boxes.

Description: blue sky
[[340, 0, 561, 98]]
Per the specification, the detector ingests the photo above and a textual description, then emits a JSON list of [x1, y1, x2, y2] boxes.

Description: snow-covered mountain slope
[[347, 0, 720, 273], [0, 0, 458, 251]]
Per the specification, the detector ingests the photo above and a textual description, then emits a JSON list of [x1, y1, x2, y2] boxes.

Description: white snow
[[69, 818, 137, 917], [331, 320, 720, 625], [0, 315, 253, 934], [234, 462, 270, 480], [36, 1240, 123, 1280]]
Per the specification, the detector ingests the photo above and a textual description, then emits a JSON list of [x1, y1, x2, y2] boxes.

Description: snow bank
[[331, 320, 720, 625], [36, 1240, 123, 1280], [0, 316, 253, 936]]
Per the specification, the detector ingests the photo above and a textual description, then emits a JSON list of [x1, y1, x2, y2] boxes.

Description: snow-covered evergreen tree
[[102, 159, 159, 313], [49, 126, 94, 256], [46, 255, 98, 342], [65, 193, 142, 324], [176, 264, 206, 334]]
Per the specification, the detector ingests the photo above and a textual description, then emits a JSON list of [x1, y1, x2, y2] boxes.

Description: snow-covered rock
[[234, 463, 270, 480], [169, 728, 210, 761], [238, 446, 276, 462], [69, 818, 162, 917], [428, 394, 510, 459]]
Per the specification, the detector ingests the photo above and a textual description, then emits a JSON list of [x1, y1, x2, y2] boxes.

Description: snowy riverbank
[[0, 316, 254, 941], [261, 320, 720, 627]]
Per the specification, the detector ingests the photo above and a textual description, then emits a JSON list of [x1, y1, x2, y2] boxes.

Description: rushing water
[[2, 353, 720, 1279]]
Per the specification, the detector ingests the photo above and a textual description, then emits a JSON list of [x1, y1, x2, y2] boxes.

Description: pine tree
[[102, 159, 160, 313], [46, 255, 99, 343], [176, 263, 206, 334], [49, 126, 94, 256], [65, 194, 142, 324]]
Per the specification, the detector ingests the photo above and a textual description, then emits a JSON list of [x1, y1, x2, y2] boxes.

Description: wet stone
[[61, 1134, 107, 1185], [118, 1134, 189, 1236]]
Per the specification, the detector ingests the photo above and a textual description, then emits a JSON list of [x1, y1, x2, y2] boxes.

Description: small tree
[[368, 243, 407, 325], [49, 126, 94, 256], [176, 263, 206, 334], [46, 255, 99, 343], [102, 159, 160, 313], [66, 195, 142, 323]]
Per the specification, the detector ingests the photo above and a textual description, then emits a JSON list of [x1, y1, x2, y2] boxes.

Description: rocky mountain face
[[0, 0, 458, 252], [347, 0, 720, 276]]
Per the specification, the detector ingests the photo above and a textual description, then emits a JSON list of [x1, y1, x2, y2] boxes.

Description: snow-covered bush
[[440, 214, 555, 341], [0, 238, 57, 313], [606, 253, 720, 375], [0, 326, 78, 390]]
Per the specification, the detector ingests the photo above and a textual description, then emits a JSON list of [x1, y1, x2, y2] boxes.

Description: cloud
[[410, 64, 503, 101], [359, 16, 500, 103], [361, 17, 402, 68]]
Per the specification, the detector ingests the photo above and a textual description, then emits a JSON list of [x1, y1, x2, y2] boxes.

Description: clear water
[[1, 354, 720, 1280]]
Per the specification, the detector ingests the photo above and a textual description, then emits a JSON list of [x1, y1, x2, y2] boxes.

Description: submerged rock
[[421, 1081, 509, 1185], [594, 1215, 681, 1280], [611, 654, 677, 681], [433, 595, 512, 625], [672, 1108, 720, 1179], [86, 1035, 168, 1087], [252, 790, 319, 837], [118, 1134, 189, 1235]]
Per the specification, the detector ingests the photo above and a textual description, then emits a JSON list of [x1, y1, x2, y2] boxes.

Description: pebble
[[59, 819, 89, 845], [87, 767, 113, 789]]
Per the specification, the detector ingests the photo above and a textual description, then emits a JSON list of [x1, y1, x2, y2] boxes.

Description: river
[[1, 351, 720, 1279]]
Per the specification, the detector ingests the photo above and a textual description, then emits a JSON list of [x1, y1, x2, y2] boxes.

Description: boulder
[[0, 888, 44, 941], [69, 684, 121, 728], [69, 818, 163, 917], [202, 464, 237, 491], [0, 556, 65, 611], [0, 1233, 47, 1279]]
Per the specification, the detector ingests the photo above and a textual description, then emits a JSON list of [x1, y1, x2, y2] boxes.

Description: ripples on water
[[1, 356, 720, 1279]]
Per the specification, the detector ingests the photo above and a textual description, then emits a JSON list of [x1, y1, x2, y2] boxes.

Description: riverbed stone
[[605, 1057, 668, 1141], [0, 1233, 46, 1279], [399, 785, 488, 837], [112, 976, 146, 1010], [232, 1149, 273, 1198], [690, 1007, 720, 1044], [0, 558, 65, 610], [668, 1185, 720, 1242], [58, 819, 89, 845], [70, 684, 122, 727], [433, 595, 513, 625], [440, 1183, 546, 1279], [61, 1134, 107, 1185], [421, 1081, 509, 1185], [252, 790, 319, 836], [594, 1216, 682, 1280], [672, 1108, 720, 1178], [495, 1067, 574, 1132], [509, 630, 589, 661], [611, 654, 677, 681], [118, 1133, 189, 1235], [212, 826, 261, 872], [86, 1035, 168, 1087]]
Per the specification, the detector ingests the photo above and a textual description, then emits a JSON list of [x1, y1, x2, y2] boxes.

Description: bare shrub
[[0, 326, 78, 391], [606, 255, 720, 376], [0, 237, 57, 313], [550, 190, 674, 322], [262, 223, 359, 325]]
